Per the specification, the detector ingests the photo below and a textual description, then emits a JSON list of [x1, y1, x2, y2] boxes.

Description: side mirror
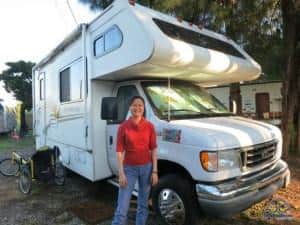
[[101, 97, 117, 120]]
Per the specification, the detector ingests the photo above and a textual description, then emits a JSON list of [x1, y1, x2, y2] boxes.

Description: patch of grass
[[0, 131, 34, 152]]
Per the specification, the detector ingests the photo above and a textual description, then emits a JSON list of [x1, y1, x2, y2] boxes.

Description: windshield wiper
[[162, 109, 200, 113]]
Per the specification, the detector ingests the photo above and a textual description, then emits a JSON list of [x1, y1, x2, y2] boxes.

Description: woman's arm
[[151, 148, 158, 186], [152, 148, 158, 173], [116, 124, 127, 187], [117, 151, 127, 187]]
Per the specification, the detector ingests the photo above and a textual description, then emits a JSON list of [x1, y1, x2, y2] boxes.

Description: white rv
[[32, 1, 290, 224], [0, 99, 16, 134]]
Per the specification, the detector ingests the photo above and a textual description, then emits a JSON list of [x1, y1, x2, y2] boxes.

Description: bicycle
[[0, 147, 65, 194], [0, 152, 21, 177]]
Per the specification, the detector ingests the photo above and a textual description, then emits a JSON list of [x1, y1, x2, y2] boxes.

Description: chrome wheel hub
[[158, 189, 185, 225]]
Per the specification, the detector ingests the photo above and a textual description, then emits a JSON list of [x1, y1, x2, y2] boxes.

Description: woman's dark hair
[[129, 96, 145, 106], [129, 96, 146, 117]]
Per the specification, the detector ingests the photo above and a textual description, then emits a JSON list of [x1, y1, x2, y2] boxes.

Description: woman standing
[[112, 96, 158, 225]]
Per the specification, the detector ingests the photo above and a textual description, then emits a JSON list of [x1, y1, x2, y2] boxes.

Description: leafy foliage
[[0, 61, 35, 110], [79, 0, 113, 10]]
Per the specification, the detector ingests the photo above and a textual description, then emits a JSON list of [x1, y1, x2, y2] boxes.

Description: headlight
[[200, 150, 241, 172], [219, 150, 241, 171], [200, 151, 218, 172]]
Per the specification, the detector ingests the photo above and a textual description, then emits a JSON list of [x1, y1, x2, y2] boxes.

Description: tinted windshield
[[142, 81, 231, 120]]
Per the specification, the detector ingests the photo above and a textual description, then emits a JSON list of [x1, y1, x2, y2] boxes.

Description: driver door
[[106, 85, 139, 175]]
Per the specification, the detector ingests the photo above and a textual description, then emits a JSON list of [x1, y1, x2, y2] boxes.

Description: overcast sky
[[0, 0, 99, 101]]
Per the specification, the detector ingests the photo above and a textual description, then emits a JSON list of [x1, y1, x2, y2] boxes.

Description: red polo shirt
[[116, 117, 157, 165]]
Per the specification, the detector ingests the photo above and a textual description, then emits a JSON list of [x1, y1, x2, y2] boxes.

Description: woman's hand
[[119, 170, 128, 187], [151, 172, 158, 186]]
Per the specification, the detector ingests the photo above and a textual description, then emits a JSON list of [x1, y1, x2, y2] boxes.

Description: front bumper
[[195, 160, 290, 217]]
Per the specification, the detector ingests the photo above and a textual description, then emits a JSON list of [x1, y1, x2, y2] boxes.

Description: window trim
[[39, 78, 44, 100], [58, 58, 84, 104], [93, 25, 123, 58], [59, 67, 71, 103], [93, 35, 104, 57]]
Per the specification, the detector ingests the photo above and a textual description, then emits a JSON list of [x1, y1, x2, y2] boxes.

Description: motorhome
[[32, 1, 290, 224], [0, 99, 16, 134]]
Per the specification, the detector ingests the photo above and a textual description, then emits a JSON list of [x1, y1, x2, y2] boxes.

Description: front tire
[[0, 158, 20, 176], [152, 174, 198, 225], [18, 166, 32, 194], [54, 162, 65, 186]]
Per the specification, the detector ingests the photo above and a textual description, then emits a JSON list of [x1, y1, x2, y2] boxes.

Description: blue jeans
[[112, 163, 152, 225]]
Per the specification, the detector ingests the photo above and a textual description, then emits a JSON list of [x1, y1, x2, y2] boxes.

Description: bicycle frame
[[12, 152, 34, 179]]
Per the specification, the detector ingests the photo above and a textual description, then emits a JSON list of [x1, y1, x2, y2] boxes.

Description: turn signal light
[[200, 151, 218, 172]]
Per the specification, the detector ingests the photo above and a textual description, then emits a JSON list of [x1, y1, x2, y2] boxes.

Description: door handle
[[109, 136, 113, 145]]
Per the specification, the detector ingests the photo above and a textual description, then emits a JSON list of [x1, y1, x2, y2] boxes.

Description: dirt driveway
[[0, 147, 300, 225]]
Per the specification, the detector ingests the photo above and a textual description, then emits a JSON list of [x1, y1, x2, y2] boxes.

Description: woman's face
[[130, 98, 144, 118]]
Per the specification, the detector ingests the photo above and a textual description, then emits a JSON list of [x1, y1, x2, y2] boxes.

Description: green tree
[[79, 0, 113, 10], [280, 0, 300, 157], [0, 61, 35, 134]]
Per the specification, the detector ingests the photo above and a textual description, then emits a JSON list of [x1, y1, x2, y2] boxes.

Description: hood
[[169, 116, 279, 149]]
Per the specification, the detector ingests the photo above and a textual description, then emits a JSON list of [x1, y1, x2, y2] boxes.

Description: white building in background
[[207, 80, 282, 121]]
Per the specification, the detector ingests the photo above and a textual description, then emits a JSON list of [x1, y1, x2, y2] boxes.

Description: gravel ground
[[0, 146, 299, 225]]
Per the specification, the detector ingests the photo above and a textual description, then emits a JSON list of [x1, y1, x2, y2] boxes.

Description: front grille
[[241, 140, 277, 169]]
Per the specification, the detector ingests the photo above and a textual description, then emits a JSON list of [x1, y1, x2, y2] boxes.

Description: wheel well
[[158, 160, 193, 182]]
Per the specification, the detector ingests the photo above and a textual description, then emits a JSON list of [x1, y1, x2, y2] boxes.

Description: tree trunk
[[190, 0, 201, 24], [296, 56, 300, 153], [281, 0, 298, 159], [229, 83, 242, 115], [296, 14, 300, 154], [297, 103, 300, 153], [20, 104, 27, 137]]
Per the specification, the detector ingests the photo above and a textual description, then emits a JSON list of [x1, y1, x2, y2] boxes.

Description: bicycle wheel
[[18, 166, 32, 194], [0, 158, 20, 176], [54, 162, 65, 186]]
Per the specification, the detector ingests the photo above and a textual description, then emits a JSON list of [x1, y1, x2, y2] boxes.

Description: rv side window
[[59, 59, 84, 103], [105, 26, 123, 51], [94, 36, 104, 57], [94, 25, 123, 57], [152, 18, 245, 59], [0, 104, 3, 113], [70, 61, 83, 100], [60, 68, 70, 102], [110, 85, 139, 124]]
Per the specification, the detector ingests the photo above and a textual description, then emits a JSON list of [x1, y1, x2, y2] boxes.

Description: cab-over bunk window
[[93, 25, 123, 58], [153, 18, 245, 59], [59, 59, 83, 103]]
